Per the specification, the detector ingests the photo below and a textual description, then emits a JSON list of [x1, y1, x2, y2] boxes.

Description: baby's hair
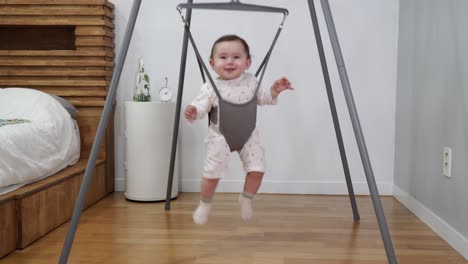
[[210, 35, 251, 60]]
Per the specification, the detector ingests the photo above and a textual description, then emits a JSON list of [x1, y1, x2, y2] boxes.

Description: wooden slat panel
[[105, 1, 114, 9], [0, 69, 112, 77], [0, 200, 17, 259], [83, 163, 107, 208], [104, 3, 114, 11], [18, 162, 106, 248], [0, 66, 109, 70], [75, 106, 107, 159], [0, 6, 114, 19], [0, 79, 108, 87], [0, 50, 113, 57], [0, 59, 114, 67], [0, 16, 113, 27], [0, 56, 106, 61], [25, 88, 108, 97], [75, 37, 115, 48], [104, 8, 114, 19], [0, 87, 109, 97], [70, 100, 105, 107], [75, 26, 115, 38], [0, 0, 110, 5], [75, 46, 105, 52], [0, 6, 107, 15]]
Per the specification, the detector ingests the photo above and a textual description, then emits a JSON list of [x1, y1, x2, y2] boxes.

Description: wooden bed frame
[[0, 0, 115, 259]]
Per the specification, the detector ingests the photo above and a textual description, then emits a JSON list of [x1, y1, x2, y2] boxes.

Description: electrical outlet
[[443, 147, 452, 178]]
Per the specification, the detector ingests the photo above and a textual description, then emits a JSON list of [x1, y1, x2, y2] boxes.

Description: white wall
[[112, 0, 399, 195], [394, 0, 468, 258]]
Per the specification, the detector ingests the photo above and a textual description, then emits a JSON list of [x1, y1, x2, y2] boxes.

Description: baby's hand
[[271, 77, 294, 97], [185, 105, 197, 122]]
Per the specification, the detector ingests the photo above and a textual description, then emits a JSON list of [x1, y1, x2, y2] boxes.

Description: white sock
[[193, 200, 212, 225], [238, 192, 254, 221]]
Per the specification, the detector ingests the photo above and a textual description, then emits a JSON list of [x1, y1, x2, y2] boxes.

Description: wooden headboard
[[0, 0, 115, 166], [0, 2, 116, 256]]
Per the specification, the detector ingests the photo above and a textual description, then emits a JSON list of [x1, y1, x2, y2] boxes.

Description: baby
[[185, 34, 293, 224]]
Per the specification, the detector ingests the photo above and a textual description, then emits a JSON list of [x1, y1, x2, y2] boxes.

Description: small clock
[[159, 77, 173, 102]]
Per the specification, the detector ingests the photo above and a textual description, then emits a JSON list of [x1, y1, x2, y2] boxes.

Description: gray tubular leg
[[165, 0, 193, 210], [318, 0, 398, 263], [307, 0, 360, 221], [58, 0, 142, 263]]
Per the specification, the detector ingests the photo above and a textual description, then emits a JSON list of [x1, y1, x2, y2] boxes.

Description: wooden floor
[[1, 192, 466, 264]]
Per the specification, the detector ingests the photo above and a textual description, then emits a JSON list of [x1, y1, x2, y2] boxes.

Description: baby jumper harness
[[177, 1, 288, 151], [208, 76, 260, 152]]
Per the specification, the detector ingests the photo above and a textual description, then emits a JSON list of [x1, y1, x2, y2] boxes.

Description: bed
[[0, 0, 115, 259], [0, 88, 81, 195]]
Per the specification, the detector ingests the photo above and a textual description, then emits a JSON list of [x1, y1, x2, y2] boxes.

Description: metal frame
[[177, 0, 289, 15], [59, 1, 398, 263]]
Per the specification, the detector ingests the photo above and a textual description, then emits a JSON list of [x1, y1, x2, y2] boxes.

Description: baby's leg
[[193, 131, 230, 224], [238, 171, 264, 220], [201, 177, 219, 198], [243, 171, 264, 194], [238, 130, 265, 221], [193, 177, 219, 225]]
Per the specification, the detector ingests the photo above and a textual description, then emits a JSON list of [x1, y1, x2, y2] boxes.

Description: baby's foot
[[193, 201, 212, 225], [238, 195, 253, 221]]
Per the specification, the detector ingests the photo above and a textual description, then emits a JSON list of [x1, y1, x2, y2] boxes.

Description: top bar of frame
[[177, 1, 289, 15]]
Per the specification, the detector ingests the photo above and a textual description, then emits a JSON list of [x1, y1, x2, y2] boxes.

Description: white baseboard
[[393, 185, 468, 260], [180, 179, 393, 195]]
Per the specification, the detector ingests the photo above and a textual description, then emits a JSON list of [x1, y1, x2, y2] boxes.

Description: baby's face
[[210, 40, 251, 80]]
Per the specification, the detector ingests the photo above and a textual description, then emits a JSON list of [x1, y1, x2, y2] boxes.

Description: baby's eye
[[234, 56, 240, 59], [220, 56, 227, 59]]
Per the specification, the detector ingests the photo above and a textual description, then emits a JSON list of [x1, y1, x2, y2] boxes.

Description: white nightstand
[[124, 101, 179, 201]]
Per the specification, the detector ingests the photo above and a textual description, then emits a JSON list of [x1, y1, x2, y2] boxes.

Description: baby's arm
[[184, 105, 197, 121], [257, 76, 294, 105], [270, 77, 294, 98], [185, 83, 214, 122]]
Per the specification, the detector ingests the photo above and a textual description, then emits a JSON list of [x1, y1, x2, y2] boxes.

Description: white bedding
[[0, 88, 80, 195]]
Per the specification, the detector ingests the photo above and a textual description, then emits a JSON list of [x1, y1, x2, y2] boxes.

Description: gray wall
[[395, 0, 468, 239]]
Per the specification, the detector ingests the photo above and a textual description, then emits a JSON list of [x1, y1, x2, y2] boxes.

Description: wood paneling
[[0, 50, 114, 56], [0, 160, 108, 257], [0, 0, 115, 160], [17, 162, 107, 248], [0, 200, 17, 259], [0, 0, 113, 6], [0, 0, 115, 259], [0, 6, 113, 17]]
